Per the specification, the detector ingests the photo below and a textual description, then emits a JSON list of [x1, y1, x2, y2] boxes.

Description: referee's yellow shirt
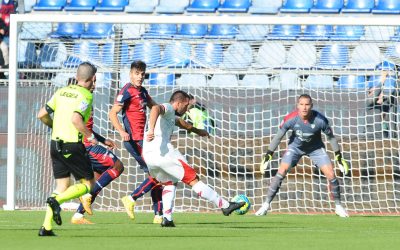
[[46, 84, 93, 143]]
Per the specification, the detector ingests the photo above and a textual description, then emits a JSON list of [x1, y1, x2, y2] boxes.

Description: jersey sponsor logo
[[295, 130, 313, 142], [80, 100, 89, 112], [117, 94, 123, 102], [60, 91, 78, 98]]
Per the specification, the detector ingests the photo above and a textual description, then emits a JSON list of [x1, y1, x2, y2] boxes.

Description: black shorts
[[50, 140, 94, 181]]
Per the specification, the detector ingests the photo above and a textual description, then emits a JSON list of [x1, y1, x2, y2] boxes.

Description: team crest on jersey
[[79, 100, 89, 112], [311, 124, 315, 129], [117, 94, 123, 102]]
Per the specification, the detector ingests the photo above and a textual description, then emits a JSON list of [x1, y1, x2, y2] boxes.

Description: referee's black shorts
[[50, 140, 94, 180]]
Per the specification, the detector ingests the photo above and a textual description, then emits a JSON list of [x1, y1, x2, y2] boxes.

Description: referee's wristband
[[87, 133, 95, 141]]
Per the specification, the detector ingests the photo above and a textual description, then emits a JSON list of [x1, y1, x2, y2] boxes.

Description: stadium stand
[[236, 24, 269, 41], [280, 0, 313, 13], [310, 0, 343, 13], [101, 42, 129, 66], [317, 44, 349, 68], [248, 0, 281, 14], [38, 43, 67, 68], [159, 42, 191, 68], [285, 43, 317, 69], [303, 75, 334, 89], [255, 42, 286, 68], [208, 74, 238, 87], [132, 42, 161, 67], [142, 23, 177, 38], [186, 0, 220, 13], [194, 42, 223, 67], [241, 74, 270, 88], [33, 0, 66, 11], [218, 0, 251, 13], [372, 0, 400, 14], [220, 42, 252, 69], [64, 0, 97, 11], [348, 44, 381, 69], [18, 41, 38, 68], [331, 25, 364, 40], [125, 0, 158, 13], [176, 74, 208, 86], [80, 23, 114, 39], [176, 23, 208, 38], [206, 24, 239, 39], [155, 0, 190, 14], [268, 24, 301, 40], [63, 42, 100, 68], [300, 25, 333, 40], [148, 73, 175, 86], [95, 0, 127, 12], [50, 23, 85, 39], [341, 0, 375, 13], [337, 75, 367, 89]]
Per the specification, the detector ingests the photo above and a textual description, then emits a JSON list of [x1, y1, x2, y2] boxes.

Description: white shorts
[[142, 143, 197, 185]]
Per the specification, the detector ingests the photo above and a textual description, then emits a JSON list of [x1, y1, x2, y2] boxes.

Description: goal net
[[5, 14, 400, 214]]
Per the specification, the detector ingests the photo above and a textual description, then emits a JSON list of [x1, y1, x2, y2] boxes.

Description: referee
[[37, 62, 98, 236]]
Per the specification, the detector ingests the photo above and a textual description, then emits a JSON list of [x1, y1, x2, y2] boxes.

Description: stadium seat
[[176, 24, 208, 38], [390, 27, 400, 41], [101, 42, 129, 67], [176, 74, 207, 86], [64, 42, 100, 67], [194, 43, 223, 67], [220, 42, 252, 69], [132, 42, 161, 67], [337, 75, 367, 89], [50, 23, 85, 39], [208, 74, 238, 87], [241, 74, 270, 88], [285, 43, 316, 69], [125, 0, 158, 13], [372, 0, 400, 14], [95, 0, 127, 11], [280, 0, 313, 13], [317, 44, 349, 68], [186, 0, 220, 12], [142, 23, 177, 39], [300, 25, 333, 40], [236, 25, 269, 41], [272, 72, 299, 90], [155, 0, 190, 14], [303, 75, 334, 89], [375, 60, 397, 71], [248, 0, 281, 14], [341, 0, 374, 13], [268, 25, 301, 40], [122, 24, 146, 39], [18, 41, 38, 68], [206, 24, 239, 39], [331, 25, 364, 41], [80, 23, 114, 39], [218, 0, 251, 13], [24, 0, 37, 12], [310, 0, 343, 13], [385, 44, 400, 62], [64, 0, 97, 11], [148, 73, 175, 86], [159, 42, 191, 68], [19, 22, 52, 39], [255, 42, 286, 68], [39, 43, 68, 68], [33, 0, 66, 11], [348, 44, 381, 69], [364, 26, 394, 41]]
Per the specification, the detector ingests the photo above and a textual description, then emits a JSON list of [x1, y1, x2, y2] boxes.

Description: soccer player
[[66, 78, 124, 224], [109, 60, 163, 223], [37, 62, 98, 236], [256, 94, 350, 218], [143, 90, 246, 227]]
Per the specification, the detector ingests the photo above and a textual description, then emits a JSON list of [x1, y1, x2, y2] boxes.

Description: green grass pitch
[[0, 211, 399, 250]]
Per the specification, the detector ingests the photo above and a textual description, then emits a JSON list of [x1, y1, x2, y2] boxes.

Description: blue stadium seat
[[286, 43, 316, 69], [64, 0, 97, 11], [375, 60, 397, 71], [176, 24, 208, 38], [64, 42, 100, 67], [248, 0, 281, 14], [50, 23, 85, 39], [155, 0, 189, 14], [159, 42, 191, 67], [317, 44, 349, 69], [39, 43, 68, 68], [80, 23, 114, 39], [331, 25, 364, 41], [372, 0, 400, 14], [310, 0, 343, 13], [341, 0, 374, 13], [142, 23, 177, 39], [18, 41, 38, 68], [194, 43, 223, 67], [101, 42, 129, 67], [206, 24, 239, 39], [221, 42, 252, 69], [218, 0, 251, 13], [132, 42, 161, 67], [338, 75, 367, 89], [303, 75, 334, 89], [242, 74, 270, 88], [186, 0, 220, 12], [148, 73, 175, 86], [236, 25, 269, 41], [268, 25, 301, 40], [255, 42, 286, 68], [348, 44, 381, 69], [125, 0, 158, 13], [24, 0, 37, 12], [95, 0, 127, 11], [280, 0, 313, 13], [33, 0, 66, 11], [300, 25, 333, 40]]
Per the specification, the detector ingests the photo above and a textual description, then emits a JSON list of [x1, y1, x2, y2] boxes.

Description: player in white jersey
[[143, 90, 245, 227]]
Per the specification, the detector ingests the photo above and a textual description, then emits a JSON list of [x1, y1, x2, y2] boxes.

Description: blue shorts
[[123, 139, 149, 173], [281, 146, 332, 170], [86, 144, 119, 174]]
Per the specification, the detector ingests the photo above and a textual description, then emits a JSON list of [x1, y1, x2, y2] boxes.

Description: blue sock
[[151, 185, 163, 215], [131, 177, 156, 201]]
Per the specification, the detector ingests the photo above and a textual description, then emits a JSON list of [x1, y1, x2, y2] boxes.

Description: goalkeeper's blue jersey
[[279, 110, 334, 152]]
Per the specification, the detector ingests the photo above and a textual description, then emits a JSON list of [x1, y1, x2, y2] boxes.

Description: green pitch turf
[[0, 211, 399, 250]]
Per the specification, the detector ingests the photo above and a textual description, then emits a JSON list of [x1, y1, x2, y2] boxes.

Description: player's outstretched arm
[[175, 118, 210, 138], [37, 106, 53, 128], [260, 129, 286, 173], [326, 132, 350, 176]]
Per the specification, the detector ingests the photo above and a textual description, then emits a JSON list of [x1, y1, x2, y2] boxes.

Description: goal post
[[5, 14, 400, 214]]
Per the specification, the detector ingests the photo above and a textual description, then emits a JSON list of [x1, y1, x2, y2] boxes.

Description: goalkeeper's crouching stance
[[257, 94, 350, 218]]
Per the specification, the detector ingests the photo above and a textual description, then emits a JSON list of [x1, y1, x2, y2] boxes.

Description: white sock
[[192, 181, 229, 209], [162, 184, 176, 221], [73, 213, 83, 219]]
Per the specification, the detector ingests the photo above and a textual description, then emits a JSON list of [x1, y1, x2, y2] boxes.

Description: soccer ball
[[231, 194, 251, 215]]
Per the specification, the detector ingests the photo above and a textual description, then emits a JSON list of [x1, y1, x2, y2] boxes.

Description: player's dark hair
[[67, 77, 78, 86], [298, 94, 313, 103], [130, 60, 147, 72], [170, 90, 190, 103]]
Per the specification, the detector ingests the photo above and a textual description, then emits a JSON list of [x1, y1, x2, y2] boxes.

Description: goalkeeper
[[256, 94, 349, 217]]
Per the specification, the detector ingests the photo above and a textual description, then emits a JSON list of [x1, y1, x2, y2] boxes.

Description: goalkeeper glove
[[335, 151, 349, 175], [260, 150, 273, 173]]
